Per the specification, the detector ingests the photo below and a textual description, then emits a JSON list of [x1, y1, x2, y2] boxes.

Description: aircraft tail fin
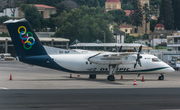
[[4, 18, 47, 57]]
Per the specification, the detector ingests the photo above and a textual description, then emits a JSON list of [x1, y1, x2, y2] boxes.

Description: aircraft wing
[[88, 52, 136, 65]]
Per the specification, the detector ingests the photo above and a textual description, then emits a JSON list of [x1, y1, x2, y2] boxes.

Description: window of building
[[125, 29, 128, 32], [50, 11, 52, 15], [108, 5, 111, 8], [113, 5, 116, 9], [134, 28, 138, 33], [23, 13, 25, 16], [41, 11, 44, 15]]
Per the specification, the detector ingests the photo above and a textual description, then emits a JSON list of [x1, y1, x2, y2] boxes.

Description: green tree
[[130, 0, 143, 31], [107, 10, 131, 25], [94, 0, 100, 7], [25, 0, 63, 6], [124, 34, 138, 43], [19, 3, 28, 11], [24, 5, 45, 31], [150, 0, 161, 6], [54, 6, 114, 43], [143, 3, 151, 34], [172, 0, 180, 30], [121, 0, 133, 10], [159, 0, 174, 30], [0, 16, 10, 25], [150, 19, 158, 32], [72, 0, 101, 7]]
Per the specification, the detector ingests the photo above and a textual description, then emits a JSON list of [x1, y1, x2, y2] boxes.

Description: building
[[105, 0, 150, 35], [151, 39, 167, 47], [0, 4, 56, 19], [19, 4, 56, 19], [0, 25, 9, 34], [167, 34, 180, 51], [120, 25, 132, 34], [113, 30, 125, 43], [70, 43, 146, 52], [148, 24, 178, 47], [0, 8, 19, 17], [154, 23, 165, 30], [105, 0, 121, 12], [0, 37, 69, 57]]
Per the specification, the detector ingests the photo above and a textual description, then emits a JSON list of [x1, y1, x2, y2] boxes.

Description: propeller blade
[[115, 45, 117, 52], [134, 46, 137, 52], [138, 45, 142, 53], [138, 60, 142, 68], [119, 45, 123, 52], [134, 62, 137, 69]]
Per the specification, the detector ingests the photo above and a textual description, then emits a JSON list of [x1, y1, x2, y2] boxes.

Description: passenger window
[[152, 58, 161, 62]]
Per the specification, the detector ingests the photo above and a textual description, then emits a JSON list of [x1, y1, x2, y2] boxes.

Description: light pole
[[102, 30, 106, 51], [160, 34, 163, 46]]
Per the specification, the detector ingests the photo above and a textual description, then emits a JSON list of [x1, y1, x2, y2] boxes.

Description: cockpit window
[[152, 58, 161, 62]]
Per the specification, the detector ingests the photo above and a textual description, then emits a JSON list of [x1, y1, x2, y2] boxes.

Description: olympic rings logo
[[18, 26, 35, 50]]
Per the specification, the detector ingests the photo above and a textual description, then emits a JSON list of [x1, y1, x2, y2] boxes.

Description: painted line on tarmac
[[0, 87, 9, 90]]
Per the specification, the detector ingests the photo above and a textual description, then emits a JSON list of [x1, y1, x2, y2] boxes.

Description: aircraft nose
[[168, 67, 175, 72]]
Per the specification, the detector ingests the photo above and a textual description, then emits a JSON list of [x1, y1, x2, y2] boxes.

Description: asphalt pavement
[[0, 61, 180, 110]]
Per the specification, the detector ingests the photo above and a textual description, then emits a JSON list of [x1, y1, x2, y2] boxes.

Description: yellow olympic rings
[[18, 26, 27, 34]]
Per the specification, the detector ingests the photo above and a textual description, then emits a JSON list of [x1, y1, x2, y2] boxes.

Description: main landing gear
[[89, 74, 96, 79], [107, 65, 118, 81], [158, 74, 164, 80], [107, 75, 115, 81]]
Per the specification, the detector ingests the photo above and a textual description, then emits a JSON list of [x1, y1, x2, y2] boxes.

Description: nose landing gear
[[158, 74, 164, 80]]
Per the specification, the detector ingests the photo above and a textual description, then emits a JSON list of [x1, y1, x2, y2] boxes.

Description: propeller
[[115, 45, 117, 52], [134, 45, 143, 69], [115, 45, 123, 52], [134, 46, 137, 52]]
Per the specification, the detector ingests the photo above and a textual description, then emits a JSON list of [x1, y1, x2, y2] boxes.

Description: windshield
[[152, 58, 161, 62]]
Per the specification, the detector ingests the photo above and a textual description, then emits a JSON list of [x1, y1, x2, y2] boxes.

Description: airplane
[[3, 18, 175, 81]]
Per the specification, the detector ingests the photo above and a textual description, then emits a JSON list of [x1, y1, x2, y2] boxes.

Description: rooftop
[[155, 23, 165, 28], [105, 0, 121, 3], [33, 4, 55, 9], [120, 25, 131, 28]]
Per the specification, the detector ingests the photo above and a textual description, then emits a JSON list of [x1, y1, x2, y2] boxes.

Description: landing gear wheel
[[158, 75, 164, 80], [89, 74, 96, 79], [107, 75, 115, 81]]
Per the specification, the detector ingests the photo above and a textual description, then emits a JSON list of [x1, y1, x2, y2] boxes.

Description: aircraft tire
[[108, 75, 115, 81], [89, 74, 96, 79], [158, 76, 164, 80]]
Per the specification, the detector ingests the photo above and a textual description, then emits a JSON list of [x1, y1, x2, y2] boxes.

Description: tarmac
[[0, 61, 180, 110]]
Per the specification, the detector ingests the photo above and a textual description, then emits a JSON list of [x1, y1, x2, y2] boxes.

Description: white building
[[113, 35, 124, 44], [0, 8, 19, 17], [167, 35, 180, 51], [151, 39, 167, 47]]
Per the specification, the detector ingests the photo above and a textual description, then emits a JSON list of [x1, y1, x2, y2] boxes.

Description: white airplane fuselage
[[49, 53, 174, 74]]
